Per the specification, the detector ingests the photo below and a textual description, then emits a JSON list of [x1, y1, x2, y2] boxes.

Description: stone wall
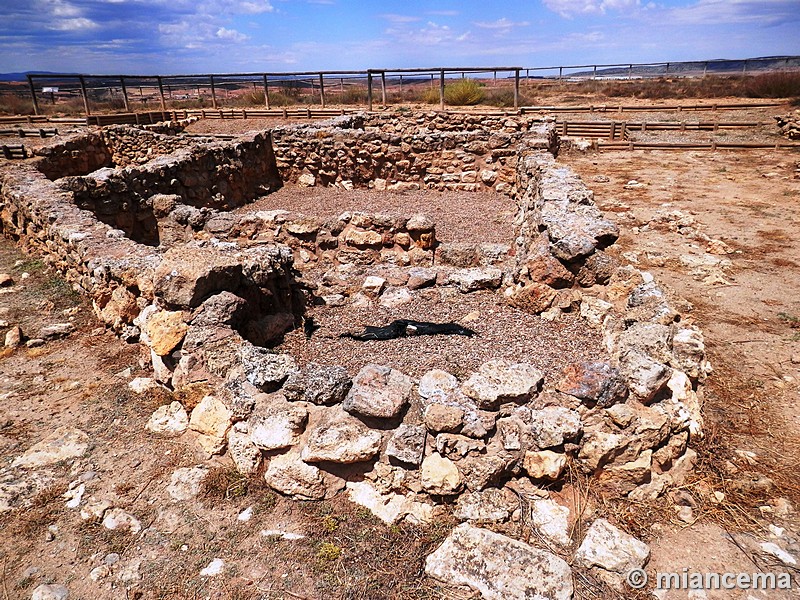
[[55, 131, 281, 245], [271, 112, 557, 196], [33, 131, 113, 180]]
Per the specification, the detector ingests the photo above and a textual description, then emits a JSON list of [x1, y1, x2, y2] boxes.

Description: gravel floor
[[279, 288, 606, 379], [242, 186, 517, 244]]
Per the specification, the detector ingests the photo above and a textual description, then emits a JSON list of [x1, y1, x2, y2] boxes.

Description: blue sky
[[1, 0, 798, 74]]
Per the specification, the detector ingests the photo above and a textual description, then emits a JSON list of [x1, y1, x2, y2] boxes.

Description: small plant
[[316, 542, 341, 561], [778, 312, 800, 328], [321, 514, 339, 533]]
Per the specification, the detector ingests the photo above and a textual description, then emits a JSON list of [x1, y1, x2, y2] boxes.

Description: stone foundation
[[0, 110, 709, 524]]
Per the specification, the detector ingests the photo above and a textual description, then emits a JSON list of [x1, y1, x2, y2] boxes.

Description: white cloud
[[48, 17, 100, 30], [238, 1, 274, 14], [426, 10, 459, 16], [667, 0, 800, 26], [379, 14, 422, 24], [543, 0, 640, 18], [216, 26, 249, 41], [473, 18, 530, 30]]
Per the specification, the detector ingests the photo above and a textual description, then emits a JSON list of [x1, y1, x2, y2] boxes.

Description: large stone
[[361, 275, 386, 296], [346, 481, 433, 525], [448, 267, 503, 292], [523, 450, 567, 480], [4, 325, 22, 348], [264, 453, 326, 500], [249, 398, 308, 451], [154, 247, 243, 309], [618, 349, 670, 402], [423, 403, 464, 433], [385, 424, 426, 465], [578, 431, 630, 471], [12, 427, 89, 468], [599, 450, 653, 494], [346, 229, 383, 249], [239, 345, 297, 392], [102, 508, 142, 534], [301, 411, 382, 463], [343, 364, 413, 419], [227, 427, 262, 475], [190, 292, 248, 328], [99, 286, 139, 329], [146, 401, 189, 436], [420, 453, 463, 495], [453, 488, 515, 522], [425, 523, 573, 600], [31, 584, 70, 600], [188, 396, 233, 454], [574, 518, 650, 574], [283, 363, 352, 405], [418, 369, 459, 400], [530, 407, 582, 449], [461, 360, 544, 409], [39, 323, 75, 340], [167, 466, 209, 501], [507, 282, 557, 314], [145, 310, 188, 356], [407, 267, 437, 290], [557, 362, 627, 407], [529, 498, 571, 546]]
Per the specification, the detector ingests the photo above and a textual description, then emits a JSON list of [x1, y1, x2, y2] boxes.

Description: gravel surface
[[241, 186, 517, 244], [279, 288, 606, 378]]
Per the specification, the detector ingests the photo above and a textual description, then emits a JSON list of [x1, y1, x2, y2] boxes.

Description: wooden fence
[[0, 127, 58, 138], [0, 144, 27, 159]]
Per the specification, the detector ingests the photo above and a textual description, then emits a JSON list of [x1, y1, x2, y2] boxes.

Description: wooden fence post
[[367, 72, 373, 111], [120, 76, 130, 112], [210, 75, 218, 109], [263, 75, 270, 108], [79, 75, 91, 116], [26, 75, 40, 116], [319, 73, 325, 108], [156, 76, 166, 111], [380, 71, 387, 106], [514, 69, 520, 110], [439, 69, 445, 111]]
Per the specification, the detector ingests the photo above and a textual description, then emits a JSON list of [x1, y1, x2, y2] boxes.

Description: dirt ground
[[2, 109, 800, 599], [563, 147, 800, 598]]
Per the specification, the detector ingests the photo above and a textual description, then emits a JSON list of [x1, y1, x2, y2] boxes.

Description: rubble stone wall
[[271, 113, 557, 196]]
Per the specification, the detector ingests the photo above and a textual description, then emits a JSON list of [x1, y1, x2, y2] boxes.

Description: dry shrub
[[0, 93, 34, 116], [444, 78, 484, 106], [484, 87, 533, 108], [744, 71, 800, 98]]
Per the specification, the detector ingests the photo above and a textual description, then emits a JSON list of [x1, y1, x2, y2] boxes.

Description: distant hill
[[0, 71, 70, 82], [571, 56, 800, 79]]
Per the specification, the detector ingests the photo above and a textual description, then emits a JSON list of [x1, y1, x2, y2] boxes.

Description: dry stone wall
[[271, 112, 557, 196]]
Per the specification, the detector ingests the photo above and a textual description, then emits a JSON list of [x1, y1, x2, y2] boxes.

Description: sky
[[0, 0, 799, 74]]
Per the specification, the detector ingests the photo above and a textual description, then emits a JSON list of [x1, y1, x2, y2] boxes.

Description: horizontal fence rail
[[0, 144, 27, 159]]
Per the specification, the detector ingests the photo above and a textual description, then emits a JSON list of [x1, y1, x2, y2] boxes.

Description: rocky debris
[[4, 325, 22, 348], [239, 346, 297, 392], [448, 267, 503, 292], [188, 396, 233, 455], [379, 287, 413, 308], [421, 453, 463, 495], [264, 453, 327, 500], [31, 584, 70, 600], [146, 401, 189, 436], [302, 411, 382, 463], [12, 427, 89, 468], [283, 363, 352, 405], [530, 406, 582, 448], [557, 362, 627, 407], [574, 518, 650, 574], [507, 282, 558, 314], [386, 424, 426, 465], [167, 466, 209, 501], [249, 397, 308, 451], [775, 111, 800, 140], [97, 286, 139, 330], [462, 360, 543, 409], [38, 323, 75, 341], [102, 508, 142, 534], [425, 523, 573, 600], [343, 364, 413, 419], [227, 425, 262, 475], [0, 273, 13, 287], [129, 377, 157, 394]]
